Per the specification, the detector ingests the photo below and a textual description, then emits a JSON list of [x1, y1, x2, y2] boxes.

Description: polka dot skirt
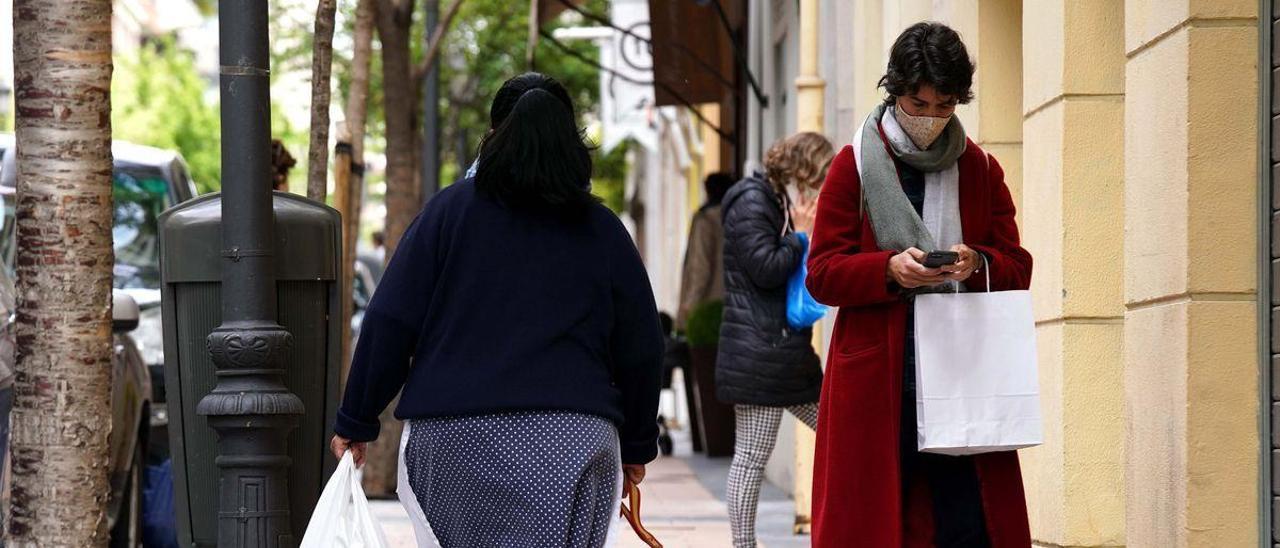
[[404, 411, 622, 548]]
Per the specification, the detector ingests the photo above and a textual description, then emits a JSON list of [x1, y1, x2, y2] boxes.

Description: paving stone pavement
[[369, 448, 810, 548]]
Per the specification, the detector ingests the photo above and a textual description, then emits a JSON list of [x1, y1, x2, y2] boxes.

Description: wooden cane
[[620, 480, 662, 548]]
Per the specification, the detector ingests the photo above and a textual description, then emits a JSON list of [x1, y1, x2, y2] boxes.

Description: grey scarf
[[855, 102, 966, 253]]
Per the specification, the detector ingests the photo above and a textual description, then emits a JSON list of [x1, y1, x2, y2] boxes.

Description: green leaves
[[685, 300, 724, 349], [112, 40, 222, 194]]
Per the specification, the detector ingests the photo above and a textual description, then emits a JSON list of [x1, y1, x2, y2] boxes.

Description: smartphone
[[922, 251, 959, 268]]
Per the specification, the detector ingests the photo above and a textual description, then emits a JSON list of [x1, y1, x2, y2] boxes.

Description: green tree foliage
[[431, 0, 627, 210], [112, 1, 312, 195], [327, 0, 628, 213], [112, 41, 222, 193]]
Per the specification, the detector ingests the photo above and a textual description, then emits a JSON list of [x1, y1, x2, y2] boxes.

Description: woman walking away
[[719, 132, 833, 548], [330, 72, 664, 548], [806, 22, 1033, 547], [676, 172, 735, 330]]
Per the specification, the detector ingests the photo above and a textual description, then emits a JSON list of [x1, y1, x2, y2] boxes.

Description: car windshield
[[111, 167, 172, 289], [0, 165, 174, 290]]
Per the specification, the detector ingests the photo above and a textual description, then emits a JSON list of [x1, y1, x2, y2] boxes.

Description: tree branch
[[412, 0, 465, 82]]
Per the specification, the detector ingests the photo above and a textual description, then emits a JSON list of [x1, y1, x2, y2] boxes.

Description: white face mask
[[894, 102, 951, 150]]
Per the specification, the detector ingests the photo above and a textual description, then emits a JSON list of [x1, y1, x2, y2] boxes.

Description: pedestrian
[[676, 172, 734, 330], [805, 22, 1033, 547], [719, 131, 832, 548], [329, 72, 664, 548], [270, 138, 295, 192], [369, 230, 385, 264]]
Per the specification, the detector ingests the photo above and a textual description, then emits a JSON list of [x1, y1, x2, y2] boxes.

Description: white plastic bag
[[300, 452, 390, 548], [913, 270, 1042, 456]]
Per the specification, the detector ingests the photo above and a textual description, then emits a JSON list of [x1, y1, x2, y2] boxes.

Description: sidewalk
[[370, 451, 810, 548]]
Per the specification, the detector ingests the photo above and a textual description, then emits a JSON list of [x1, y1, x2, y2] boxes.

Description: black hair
[[703, 172, 735, 206], [475, 72, 596, 211], [879, 22, 975, 105]]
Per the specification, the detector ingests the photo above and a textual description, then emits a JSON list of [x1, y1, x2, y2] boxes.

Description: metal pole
[[421, 0, 441, 202], [202, 0, 304, 545]]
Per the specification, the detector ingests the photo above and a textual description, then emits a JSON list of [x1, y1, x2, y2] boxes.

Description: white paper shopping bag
[[913, 278, 1041, 456]]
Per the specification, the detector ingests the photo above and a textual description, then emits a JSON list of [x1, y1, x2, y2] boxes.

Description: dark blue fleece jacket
[[335, 179, 664, 464]]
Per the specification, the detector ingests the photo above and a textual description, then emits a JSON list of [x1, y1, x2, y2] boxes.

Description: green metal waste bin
[[159, 191, 342, 547]]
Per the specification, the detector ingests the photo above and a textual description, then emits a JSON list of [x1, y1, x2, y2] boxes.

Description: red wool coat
[[806, 135, 1034, 547]]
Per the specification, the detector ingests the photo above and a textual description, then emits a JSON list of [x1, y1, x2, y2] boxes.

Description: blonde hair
[[764, 132, 835, 193]]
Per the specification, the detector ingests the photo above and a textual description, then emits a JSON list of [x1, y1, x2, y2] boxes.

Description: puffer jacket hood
[[715, 176, 822, 406]]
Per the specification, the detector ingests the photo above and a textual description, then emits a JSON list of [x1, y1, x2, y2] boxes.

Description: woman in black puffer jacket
[[718, 132, 833, 548]]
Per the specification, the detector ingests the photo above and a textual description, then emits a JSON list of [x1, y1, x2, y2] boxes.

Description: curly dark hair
[[879, 22, 975, 105]]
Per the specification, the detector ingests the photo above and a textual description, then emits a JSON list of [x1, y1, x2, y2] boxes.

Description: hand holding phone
[[887, 248, 949, 288], [922, 251, 959, 269]]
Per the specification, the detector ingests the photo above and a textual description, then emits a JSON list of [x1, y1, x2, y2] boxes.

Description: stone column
[[1020, 1, 1126, 546], [1123, 0, 1259, 546], [792, 0, 825, 533]]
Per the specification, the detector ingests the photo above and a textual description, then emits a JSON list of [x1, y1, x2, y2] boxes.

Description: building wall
[[1020, 2, 1126, 545], [1123, 0, 1259, 546], [805, 0, 1263, 546], [634, 110, 697, 316]]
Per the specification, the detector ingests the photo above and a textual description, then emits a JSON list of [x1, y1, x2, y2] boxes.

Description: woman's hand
[[330, 435, 368, 467], [887, 248, 948, 289], [622, 464, 646, 498], [940, 244, 981, 282], [790, 194, 817, 234]]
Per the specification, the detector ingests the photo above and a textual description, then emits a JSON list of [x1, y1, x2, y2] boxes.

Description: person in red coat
[[806, 23, 1033, 547]]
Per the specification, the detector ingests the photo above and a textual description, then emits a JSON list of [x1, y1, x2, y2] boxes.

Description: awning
[[538, 0, 587, 25], [646, 0, 744, 107]]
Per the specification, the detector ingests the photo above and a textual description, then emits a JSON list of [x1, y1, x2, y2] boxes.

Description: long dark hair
[[475, 73, 595, 211]]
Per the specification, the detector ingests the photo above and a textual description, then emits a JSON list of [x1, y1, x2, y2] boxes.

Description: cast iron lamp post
[[198, 0, 305, 545]]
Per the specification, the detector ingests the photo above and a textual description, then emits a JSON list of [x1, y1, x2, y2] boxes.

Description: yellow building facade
[[771, 1, 1265, 546]]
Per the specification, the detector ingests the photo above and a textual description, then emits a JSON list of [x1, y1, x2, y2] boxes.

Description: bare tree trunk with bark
[[359, 0, 420, 497], [306, 0, 338, 201], [9, 0, 115, 545], [340, 0, 375, 390], [376, 0, 419, 257]]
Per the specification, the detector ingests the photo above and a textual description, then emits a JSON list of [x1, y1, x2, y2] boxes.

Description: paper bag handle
[[952, 252, 990, 294]]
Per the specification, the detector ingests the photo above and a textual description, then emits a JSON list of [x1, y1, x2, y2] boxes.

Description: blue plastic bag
[[142, 458, 179, 548], [787, 233, 829, 330]]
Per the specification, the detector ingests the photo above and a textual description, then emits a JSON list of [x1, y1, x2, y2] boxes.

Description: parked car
[[0, 135, 196, 546], [0, 135, 197, 407]]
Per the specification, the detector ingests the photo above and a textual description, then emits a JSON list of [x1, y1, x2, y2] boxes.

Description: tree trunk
[[361, 0, 418, 497], [306, 0, 338, 201], [376, 0, 418, 256], [340, 0, 375, 387], [10, 0, 115, 545], [332, 130, 355, 386]]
